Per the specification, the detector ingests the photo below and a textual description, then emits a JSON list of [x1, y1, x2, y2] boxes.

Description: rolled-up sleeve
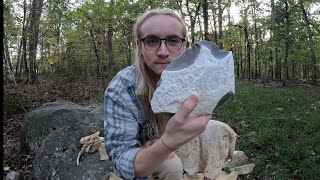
[[104, 66, 148, 180]]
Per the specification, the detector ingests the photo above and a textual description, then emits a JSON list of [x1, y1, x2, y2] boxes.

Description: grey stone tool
[[151, 41, 235, 116]]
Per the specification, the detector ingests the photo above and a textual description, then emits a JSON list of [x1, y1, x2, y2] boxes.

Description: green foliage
[[216, 81, 320, 179], [5, 0, 320, 81]]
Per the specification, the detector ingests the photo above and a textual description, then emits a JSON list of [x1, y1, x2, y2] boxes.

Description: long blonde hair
[[133, 9, 187, 139]]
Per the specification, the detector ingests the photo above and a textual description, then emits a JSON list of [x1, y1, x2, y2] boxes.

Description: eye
[[145, 37, 160, 47], [167, 37, 180, 45]]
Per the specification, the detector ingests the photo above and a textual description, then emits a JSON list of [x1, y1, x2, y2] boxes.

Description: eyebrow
[[143, 35, 182, 39]]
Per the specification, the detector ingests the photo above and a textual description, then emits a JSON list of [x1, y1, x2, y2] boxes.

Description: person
[[104, 8, 236, 180]]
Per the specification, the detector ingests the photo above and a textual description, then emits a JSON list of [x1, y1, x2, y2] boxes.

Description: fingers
[[175, 95, 198, 119], [167, 151, 176, 159]]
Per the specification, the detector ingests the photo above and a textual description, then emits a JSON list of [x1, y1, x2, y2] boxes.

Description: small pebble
[[6, 171, 21, 180]]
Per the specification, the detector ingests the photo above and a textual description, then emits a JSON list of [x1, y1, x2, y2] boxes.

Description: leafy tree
[[4, 0, 319, 85]]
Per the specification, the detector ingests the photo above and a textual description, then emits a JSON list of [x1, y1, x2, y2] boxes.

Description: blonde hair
[[133, 9, 187, 139]]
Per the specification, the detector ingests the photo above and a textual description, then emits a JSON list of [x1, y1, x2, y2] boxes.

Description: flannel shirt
[[104, 65, 150, 180]]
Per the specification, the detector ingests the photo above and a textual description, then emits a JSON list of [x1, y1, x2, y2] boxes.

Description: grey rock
[[88, 103, 105, 123], [33, 125, 112, 180], [5, 171, 21, 180], [21, 101, 104, 153], [225, 151, 249, 168], [151, 41, 235, 115]]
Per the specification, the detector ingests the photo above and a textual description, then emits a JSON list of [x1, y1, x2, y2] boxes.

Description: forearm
[[134, 137, 175, 178]]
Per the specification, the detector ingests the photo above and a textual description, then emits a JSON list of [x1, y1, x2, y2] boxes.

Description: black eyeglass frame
[[140, 37, 186, 51]]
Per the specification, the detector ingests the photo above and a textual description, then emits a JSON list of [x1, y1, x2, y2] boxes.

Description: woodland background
[[3, 0, 319, 85], [3, 0, 320, 179]]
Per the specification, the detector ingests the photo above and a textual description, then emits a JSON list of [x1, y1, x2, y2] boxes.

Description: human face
[[138, 15, 186, 76]]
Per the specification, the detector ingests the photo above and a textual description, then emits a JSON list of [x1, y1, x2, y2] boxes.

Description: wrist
[[160, 135, 179, 151]]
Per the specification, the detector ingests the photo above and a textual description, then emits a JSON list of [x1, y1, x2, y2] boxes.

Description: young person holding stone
[[104, 8, 237, 180]]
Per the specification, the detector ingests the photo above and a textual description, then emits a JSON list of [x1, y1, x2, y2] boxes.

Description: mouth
[[157, 62, 170, 69], [156, 62, 171, 65]]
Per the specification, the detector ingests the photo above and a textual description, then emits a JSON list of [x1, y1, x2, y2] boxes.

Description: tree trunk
[[244, 27, 251, 80], [252, 3, 259, 78], [186, 0, 201, 44], [227, 0, 231, 25], [15, 0, 27, 78], [27, 0, 44, 84], [3, 30, 13, 73], [271, 0, 281, 80], [269, 50, 273, 79], [292, 58, 296, 79], [218, 0, 224, 49], [235, 45, 240, 79], [124, 20, 134, 66], [66, 45, 74, 80], [283, 0, 290, 87], [80, 8, 105, 83], [16, 36, 23, 78], [258, 29, 263, 78], [89, 27, 103, 79], [20, 0, 29, 80], [175, 0, 184, 16], [197, 13, 203, 40], [239, 30, 243, 79], [212, 9, 218, 45], [299, 0, 318, 85], [107, 0, 115, 82], [234, 6, 250, 80], [202, 0, 209, 40]]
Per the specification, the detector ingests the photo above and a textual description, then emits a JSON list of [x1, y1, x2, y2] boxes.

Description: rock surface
[[21, 101, 104, 152], [225, 151, 249, 168], [19, 101, 111, 180], [151, 41, 235, 115], [33, 125, 112, 180]]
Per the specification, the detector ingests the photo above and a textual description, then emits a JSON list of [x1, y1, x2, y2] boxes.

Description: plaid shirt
[[104, 65, 150, 180]]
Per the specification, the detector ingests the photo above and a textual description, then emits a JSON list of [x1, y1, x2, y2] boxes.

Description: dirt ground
[[3, 74, 105, 179]]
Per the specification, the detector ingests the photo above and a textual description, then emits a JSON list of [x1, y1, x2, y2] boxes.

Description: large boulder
[[87, 103, 105, 123], [21, 101, 104, 153], [33, 125, 112, 180]]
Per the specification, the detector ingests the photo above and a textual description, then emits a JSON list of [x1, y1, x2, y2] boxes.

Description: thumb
[[175, 95, 198, 119]]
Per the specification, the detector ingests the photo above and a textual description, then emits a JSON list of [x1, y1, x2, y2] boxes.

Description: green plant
[[216, 81, 320, 179]]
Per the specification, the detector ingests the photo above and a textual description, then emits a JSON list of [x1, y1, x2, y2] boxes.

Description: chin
[[160, 67, 168, 73], [154, 67, 165, 75], [156, 70, 164, 76], [161, 64, 170, 70]]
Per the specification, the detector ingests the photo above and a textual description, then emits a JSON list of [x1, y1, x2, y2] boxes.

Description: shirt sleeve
[[104, 74, 147, 180]]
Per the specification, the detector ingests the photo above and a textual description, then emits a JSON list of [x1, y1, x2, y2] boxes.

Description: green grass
[[215, 81, 320, 179]]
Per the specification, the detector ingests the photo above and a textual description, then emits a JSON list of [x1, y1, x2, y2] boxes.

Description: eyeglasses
[[140, 36, 185, 51]]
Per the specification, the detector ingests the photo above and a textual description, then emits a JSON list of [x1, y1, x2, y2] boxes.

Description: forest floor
[[3, 74, 105, 179], [3, 74, 320, 179]]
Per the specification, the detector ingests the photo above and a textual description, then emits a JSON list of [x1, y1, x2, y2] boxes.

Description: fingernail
[[189, 95, 198, 104]]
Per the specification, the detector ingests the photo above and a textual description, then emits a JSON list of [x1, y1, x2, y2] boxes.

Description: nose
[[157, 40, 169, 56]]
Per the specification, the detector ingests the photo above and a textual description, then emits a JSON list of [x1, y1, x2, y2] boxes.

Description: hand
[[161, 95, 212, 150]]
